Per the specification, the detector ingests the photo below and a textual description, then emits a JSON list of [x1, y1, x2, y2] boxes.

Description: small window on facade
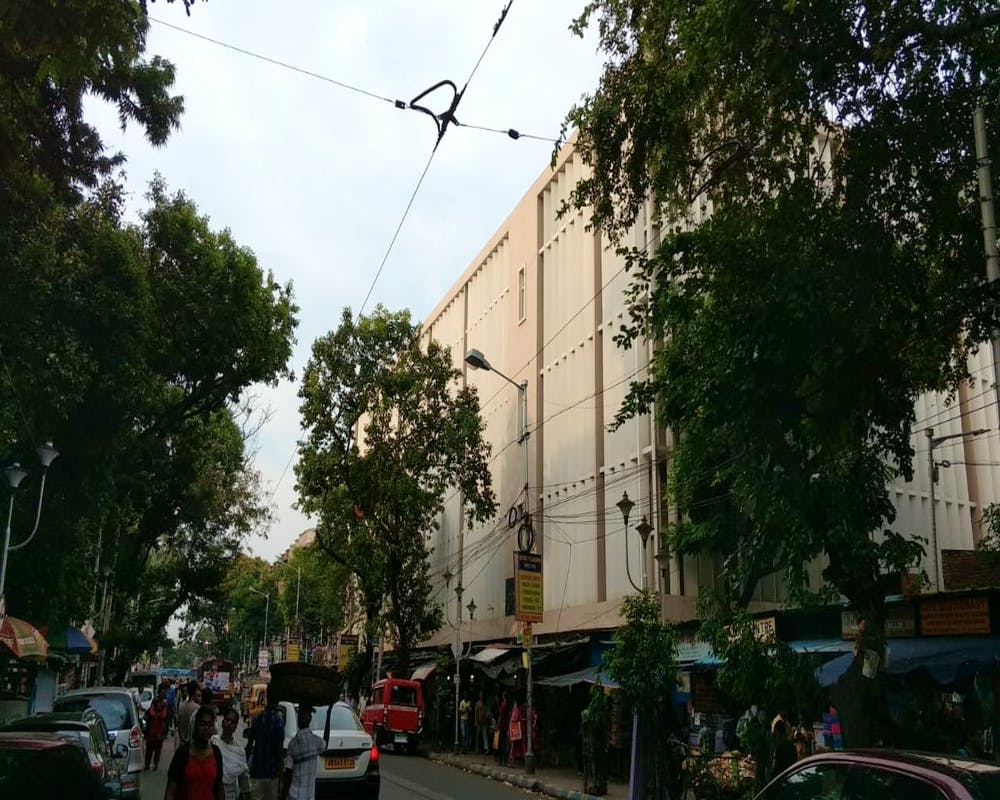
[[505, 577, 515, 616], [517, 266, 526, 323]]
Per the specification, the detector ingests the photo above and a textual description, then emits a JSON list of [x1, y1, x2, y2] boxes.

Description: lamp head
[[617, 491, 634, 527], [635, 516, 653, 547], [466, 599, 477, 620], [464, 349, 492, 372], [36, 442, 59, 469], [3, 463, 28, 490]]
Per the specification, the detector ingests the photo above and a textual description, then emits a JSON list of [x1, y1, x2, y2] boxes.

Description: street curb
[[429, 753, 605, 800]]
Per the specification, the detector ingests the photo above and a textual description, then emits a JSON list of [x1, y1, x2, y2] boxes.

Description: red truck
[[361, 678, 424, 754]]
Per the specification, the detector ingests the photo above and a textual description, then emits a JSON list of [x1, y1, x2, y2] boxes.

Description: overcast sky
[[86, 1, 603, 562]]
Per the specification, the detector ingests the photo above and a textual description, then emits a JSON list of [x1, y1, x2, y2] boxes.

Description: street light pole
[[249, 587, 270, 654], [1, 442, 59, 608], [925, 427, 989, 591], [465, 348, 536, 773]]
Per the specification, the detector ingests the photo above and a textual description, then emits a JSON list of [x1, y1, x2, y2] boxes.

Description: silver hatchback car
[[54, 687, 145, 799]]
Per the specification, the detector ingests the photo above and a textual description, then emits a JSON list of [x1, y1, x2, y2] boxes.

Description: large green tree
[[567, 1, 1000, 745], [296, 307, 497, 683]]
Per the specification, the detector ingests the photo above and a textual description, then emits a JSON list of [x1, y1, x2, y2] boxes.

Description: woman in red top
[[165, 704, 224, 800], [145, 685, 169, 770]]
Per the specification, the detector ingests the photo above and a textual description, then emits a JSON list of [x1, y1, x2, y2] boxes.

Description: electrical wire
[[454, 121, 559, 143], [148, 17, 405, 107]]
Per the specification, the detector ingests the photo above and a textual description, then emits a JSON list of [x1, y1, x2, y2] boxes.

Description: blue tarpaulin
[[817, 636, 1000, 687]]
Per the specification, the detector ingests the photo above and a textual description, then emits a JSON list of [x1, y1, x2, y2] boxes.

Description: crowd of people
[[140, 679, 319, 800], [457, 689, 540, 768]]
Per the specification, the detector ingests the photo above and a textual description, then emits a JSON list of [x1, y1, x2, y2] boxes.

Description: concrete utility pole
[[974, 108, 1000, 416]]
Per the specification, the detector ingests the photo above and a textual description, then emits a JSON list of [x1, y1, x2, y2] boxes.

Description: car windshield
[[303, 705, 363, 732], [54, 695, 133, 731]]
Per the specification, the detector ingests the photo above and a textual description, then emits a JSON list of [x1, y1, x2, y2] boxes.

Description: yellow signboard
[[286, 641, 301, 663], [514, 553, 543, 623], [337, 633, 359, 666]]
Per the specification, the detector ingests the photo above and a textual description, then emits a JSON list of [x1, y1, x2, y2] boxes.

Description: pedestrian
[[212, 706, 251, 800], [166, 681, 177, 734], [165, 703, 225, 800], [459, 693, 471, 752], [769, 717, 797, 781], [280, 704, 326, 800], [508, 697, 525, 767], [177, 682, 202, 747], [143, 685, 169, 770], [475, 691, 487, 753], [496, 691, 509, 765], [245, 688, 286, 800], [203, 685, 214, 709]]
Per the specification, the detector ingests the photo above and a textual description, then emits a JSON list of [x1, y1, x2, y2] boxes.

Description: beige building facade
[[418, 142, 1000, 648]]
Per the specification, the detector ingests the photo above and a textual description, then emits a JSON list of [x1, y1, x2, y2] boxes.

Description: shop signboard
[[514, 552, 543, 623], [257, 647, 269, 670], [920, 597, 990, 636], [841, 606, 916, 639], [337, 633, 359, 666], [286, 640, 301, 663]]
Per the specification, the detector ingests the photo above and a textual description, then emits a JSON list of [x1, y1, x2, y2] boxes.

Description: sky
[[86, 1, 605, 562]]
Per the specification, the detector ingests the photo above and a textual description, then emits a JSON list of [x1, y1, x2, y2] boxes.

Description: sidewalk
[[428, 749, 628, 800]]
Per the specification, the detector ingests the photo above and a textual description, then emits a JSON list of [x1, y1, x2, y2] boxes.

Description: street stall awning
[[470, 648, 511, 664], [46, 625, 98, 656], [788, 638, 855, 655], [535, 666, 619, 689], [0, 616, 49, 661], [410, 662, 436, 681], [818, 636, 1000, 687]]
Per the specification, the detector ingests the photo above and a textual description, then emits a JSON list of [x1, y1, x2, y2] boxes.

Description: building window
[[505, 578, 515, 616], [517, 266, 526, 323]]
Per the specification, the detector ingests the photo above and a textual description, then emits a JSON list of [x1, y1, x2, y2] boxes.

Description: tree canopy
[[567, 0, 1000, 744], [296, 306, 496, 680]]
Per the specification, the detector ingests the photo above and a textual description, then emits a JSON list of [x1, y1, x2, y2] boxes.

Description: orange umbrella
[[0, 615, 49, 660]]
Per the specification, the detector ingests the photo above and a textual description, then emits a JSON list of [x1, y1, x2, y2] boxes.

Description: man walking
[[247, 688, 286, 800], [176, 681, 201, 747], [281, 704, 326, 800]]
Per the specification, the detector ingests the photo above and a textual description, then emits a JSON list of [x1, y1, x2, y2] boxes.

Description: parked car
[[0, 731, 115, 798], [279, 700, 379, 799], [54, 686, 145, 799], [756, 749, 1000, 799], [0, 709, 127, 793], [360, 678, 423, 753]]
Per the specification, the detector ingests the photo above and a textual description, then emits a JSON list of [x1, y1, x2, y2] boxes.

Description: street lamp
[[925, 427, 989, 591], [1, 441, 59, 607], [249, 587, 270, 654], [636, 516, 653, 591], [279, 558, 302, 632], [617, 491, 642, 592], [466, 598, 477, 620], [453, 581, 464, 755], [465, 347, 536, 773]]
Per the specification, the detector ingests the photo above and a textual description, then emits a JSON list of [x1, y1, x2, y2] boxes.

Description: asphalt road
[[137, 732, 532, 800], [380, 752, 537, 800]]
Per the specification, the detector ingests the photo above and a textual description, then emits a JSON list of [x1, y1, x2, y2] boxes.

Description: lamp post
[[635, 516, 653, 591], [279, 559, 303, 633], [925, 427, 989, 591], [617, 492, 643, 592], [249, 587, 270, 655], [1, 442, 59, 608], [465, 347, 536, 773]]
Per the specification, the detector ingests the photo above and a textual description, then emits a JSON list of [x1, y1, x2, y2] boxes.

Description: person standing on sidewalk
[[459, 693, 472, 753], [496, 691, 509, 765], [474, 691, 487, 753]]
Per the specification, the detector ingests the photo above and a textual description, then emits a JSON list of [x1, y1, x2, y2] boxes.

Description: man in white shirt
[[281, 704, 326, 800]]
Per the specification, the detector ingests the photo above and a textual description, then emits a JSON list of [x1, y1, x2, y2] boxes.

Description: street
[[139, 733, 538, 800]]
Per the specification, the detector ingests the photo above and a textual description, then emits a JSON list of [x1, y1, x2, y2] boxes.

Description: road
[[138, 735, 533, 800]]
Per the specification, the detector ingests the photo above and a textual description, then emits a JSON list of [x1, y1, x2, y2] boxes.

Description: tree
[[275, 544, 348, 646], [296, 306, 497, 681], [566, 1, 1000, 746], [602, 591, 677, 800]]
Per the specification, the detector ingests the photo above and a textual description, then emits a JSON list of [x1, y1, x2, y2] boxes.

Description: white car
[[279, 700, 380, 799]]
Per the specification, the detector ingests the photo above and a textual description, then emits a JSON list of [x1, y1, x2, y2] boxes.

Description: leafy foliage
[[567, 0, 1000, 637], [296, 306, 496, 676]]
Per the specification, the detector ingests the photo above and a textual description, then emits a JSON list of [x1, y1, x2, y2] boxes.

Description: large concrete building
[[418, 140, 1000, 649]]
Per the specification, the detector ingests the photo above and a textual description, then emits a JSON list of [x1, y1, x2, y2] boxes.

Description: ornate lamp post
[[1, 442, 59, 607]]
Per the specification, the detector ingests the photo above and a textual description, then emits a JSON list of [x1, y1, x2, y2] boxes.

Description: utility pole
[[974, 108, 1000, 417], [926, 427, 989, 590]]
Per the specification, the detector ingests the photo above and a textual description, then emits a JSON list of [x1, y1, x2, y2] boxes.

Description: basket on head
[[268, 662, 343, 706]]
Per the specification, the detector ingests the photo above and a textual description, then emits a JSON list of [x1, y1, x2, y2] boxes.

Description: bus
[[197, 658, 236, 709]]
